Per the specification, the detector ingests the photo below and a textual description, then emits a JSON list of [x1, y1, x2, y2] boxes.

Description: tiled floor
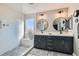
[[27, 48, 72, 56], [1, 47, 72, 56], [1, 39, 33, 56], [0, 39, 72, 56], [1, 45, 32, 56]]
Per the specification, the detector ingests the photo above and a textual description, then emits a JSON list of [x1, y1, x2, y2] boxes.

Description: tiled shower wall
[[0, 5, 24, 55]]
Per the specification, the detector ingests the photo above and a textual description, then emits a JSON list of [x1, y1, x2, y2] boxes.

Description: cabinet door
[[40, 36, 47, 49], [63, 37, 73, 54], [34, 35, 41, 48], [55, 37, 64, 51]]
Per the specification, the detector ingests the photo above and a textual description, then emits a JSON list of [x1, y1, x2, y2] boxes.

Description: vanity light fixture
[[40, 13, 44, 16], [39, 13, 45, 20], [58, 10, 63, 14], [57, 10, 64, 17]]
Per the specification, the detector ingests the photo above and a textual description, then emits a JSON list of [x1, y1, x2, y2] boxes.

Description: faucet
[[59, 27, 63, 34], [41, 30, 44, 34], [60, 30, 62, 34]]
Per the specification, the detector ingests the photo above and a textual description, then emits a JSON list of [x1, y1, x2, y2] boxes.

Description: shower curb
[[20, 46, 33, 56]]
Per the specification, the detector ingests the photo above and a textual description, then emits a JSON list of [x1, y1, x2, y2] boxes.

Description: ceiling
[[1, 3, 79, 14]]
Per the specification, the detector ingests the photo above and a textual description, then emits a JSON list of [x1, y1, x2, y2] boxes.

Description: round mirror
[[53, 17, 67, 31], [36, 19, 48, 33]]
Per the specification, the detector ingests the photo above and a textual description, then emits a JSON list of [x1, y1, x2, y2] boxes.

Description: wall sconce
[[40, 13, 44, 19], [55, 10, 64, 18], [58, 10, 63, 14], [55, 10, 65, 18], [38, 13, 47, 20], [40, 13, 44, 16]]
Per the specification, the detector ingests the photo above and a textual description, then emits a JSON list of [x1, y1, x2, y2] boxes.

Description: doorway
[[22, 18, 34, 47]]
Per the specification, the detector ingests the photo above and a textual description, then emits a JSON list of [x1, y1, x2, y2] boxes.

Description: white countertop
[[34, 31, 73, 37]]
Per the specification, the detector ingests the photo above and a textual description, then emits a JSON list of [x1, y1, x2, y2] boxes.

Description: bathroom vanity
[[35, 9, 73, 54], [34, 32, 73, 54]]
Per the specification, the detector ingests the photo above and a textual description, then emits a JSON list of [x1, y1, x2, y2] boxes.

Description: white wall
[[0, 5, 24, 55]]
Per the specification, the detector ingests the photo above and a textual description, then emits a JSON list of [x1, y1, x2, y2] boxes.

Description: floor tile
[[27, 48, 72, 56]]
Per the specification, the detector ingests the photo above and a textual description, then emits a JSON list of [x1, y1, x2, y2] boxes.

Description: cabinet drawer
[[47, 36, 56, 41]]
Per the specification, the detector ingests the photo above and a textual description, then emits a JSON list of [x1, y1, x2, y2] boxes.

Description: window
[[26, 19, 34, 30], [25, 18, 34, 40]]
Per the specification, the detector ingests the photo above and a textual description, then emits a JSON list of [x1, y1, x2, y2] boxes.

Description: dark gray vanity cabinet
[[34, 35, 47, 49], [34, 35, 41, 48], [63, 37, 73, 53], [52, 37, 64, 52], [34, 35, 73, 54]]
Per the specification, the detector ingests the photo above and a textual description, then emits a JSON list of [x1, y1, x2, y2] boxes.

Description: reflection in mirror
[[67, 16, 73, 30], [78, 23, 79, 39], [53, 17, 67, 31], [36, 19, 48, 33]]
